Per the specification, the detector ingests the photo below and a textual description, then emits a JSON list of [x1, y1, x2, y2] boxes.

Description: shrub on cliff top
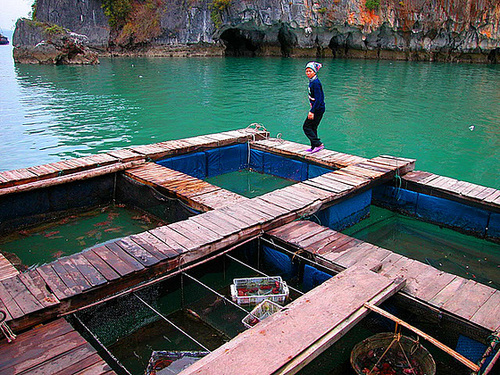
[[365, 0, 380, 11], [116, 0, 164, 46], [101, 0, 133, 28], [210, 0, 232, 29]]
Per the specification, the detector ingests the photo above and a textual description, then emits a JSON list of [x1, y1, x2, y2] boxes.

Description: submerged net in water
[[351, 332, 436, 375]]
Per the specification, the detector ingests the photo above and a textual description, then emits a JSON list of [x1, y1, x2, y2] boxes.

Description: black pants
[[303, 111, 324, 148]]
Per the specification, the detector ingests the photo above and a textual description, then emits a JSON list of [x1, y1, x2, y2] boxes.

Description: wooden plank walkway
[[266, 220, 500, 333], [0, 254, 18, 281], [402, 170, 500, 212], [180, 266, 405, 375], [250, 139, 369, 168], [0, 153, 415, 332], [125, 162, 249, 211], [0, 318, 116, 375], [0, 128, 268, 195]]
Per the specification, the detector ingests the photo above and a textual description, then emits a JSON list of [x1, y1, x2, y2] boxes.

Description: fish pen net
[[350, 332, 436, 375]]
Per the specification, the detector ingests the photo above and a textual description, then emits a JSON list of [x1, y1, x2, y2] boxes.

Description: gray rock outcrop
[[13, 19, 99, 64], [12, 0, 500, 63]]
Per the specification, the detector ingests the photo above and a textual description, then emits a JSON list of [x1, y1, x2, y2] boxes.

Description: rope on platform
[[245, 123, 268, 138], [477, 332, 500, 375], [0, 310, 16, 343]]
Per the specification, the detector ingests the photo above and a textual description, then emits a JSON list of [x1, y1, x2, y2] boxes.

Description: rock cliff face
[[13, 0, 500, 63], [13, 20, 99, 64]]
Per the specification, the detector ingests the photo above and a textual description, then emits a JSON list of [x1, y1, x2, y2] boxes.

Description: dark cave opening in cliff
[[220, 28, 264, 57]]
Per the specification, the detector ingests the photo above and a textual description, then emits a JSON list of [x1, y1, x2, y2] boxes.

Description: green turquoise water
[[343, 206, 500, 289], [205, 170, 296, 198], [0, 206, 164, 268], [1, 45, 499, 188]]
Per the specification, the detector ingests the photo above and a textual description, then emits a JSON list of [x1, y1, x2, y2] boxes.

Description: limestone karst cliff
[[13, 0, 500, 63]]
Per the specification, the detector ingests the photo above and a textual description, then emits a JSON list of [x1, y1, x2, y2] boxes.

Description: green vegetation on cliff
[[210, 0, 232, 29], [101, 0, 133, 27], [365, 0, 380, 11], [100, 0, 163, 46]]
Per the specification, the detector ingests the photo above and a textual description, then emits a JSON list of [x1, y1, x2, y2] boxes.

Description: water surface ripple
[[1, 46, 499, 188]]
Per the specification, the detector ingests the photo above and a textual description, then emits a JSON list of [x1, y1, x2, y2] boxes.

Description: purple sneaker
[[305, 147, 313, 152], [311, 144, 325, 153]]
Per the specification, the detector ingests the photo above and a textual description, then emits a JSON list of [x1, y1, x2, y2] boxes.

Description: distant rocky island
[[12, 0, 500, 64]]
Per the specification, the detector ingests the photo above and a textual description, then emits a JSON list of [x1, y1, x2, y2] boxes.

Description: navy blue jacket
[[308, 77, 325, 114]]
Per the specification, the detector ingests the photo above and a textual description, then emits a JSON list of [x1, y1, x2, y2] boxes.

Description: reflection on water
[[1, 44, 499, 188], [343, 206, 500, 289], [205, 169, 296, 198], [0, 205, 165, 268]]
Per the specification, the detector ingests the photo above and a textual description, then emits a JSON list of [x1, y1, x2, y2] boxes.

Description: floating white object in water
[[469, 125, 475, 131]]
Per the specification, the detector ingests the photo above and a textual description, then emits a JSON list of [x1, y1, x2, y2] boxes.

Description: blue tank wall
[[316, 190, 372, 231], [373, 185, 499, 241], [157, 145, 335, 182]]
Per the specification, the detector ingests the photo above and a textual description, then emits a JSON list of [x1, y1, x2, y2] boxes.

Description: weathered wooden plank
[[132, 232, 182, 259], [218, 205, 264, 226], [442, 280, 496, 320], [303, 232, 346, 255], [56, 353, 112, 375], [114, 237, 161, 267], [0, 319, 74, 367], [314, 234, 359, 257], [26, 163, 61, 179], [70, 254, 108, 288], [470, 291, 500, 331], [105, 242, 145, 272], [278, 187, 318, 206], [58, 258, 93, 292], [180, 267, 404, 375], [396, 260, 444, 296], [402, 170, 434, 183], [429, 277, 469, 308], [82, 249, 121, 282], [0, 279, 27, 319], [126, 235, 169, 261], [1, 276, 43, 315], [18, 271, 59, 308], [0, 168, 38, 186], [36, 264, 75, 300], [0, 254, 19, 281], [72, 361, 116, 375], [328, 243, 378, 268], [484, 190, 500, 204], [412, 271, 457, 303], [0, 330, 88, 374], [307, 175, 352, 193], [18, 343, 100, 375], [250, 197, 291, 217], [107, 149, 144, 162], [91, 246, 137, 277], [281, 221, 329, 245], [173, 220, 223, 244], [295, 228, 337, 249], [260, 192, 308, 211], [151, 226, 199, 252], [291, 182, 333, 200], [190, 189, 249, 211], [188, 214, 239, 237], [51, 260, 85, 295], [266, 220, 307, 238]]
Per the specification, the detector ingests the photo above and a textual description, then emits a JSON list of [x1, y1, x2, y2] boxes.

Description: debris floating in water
[[469, 125, 475, 131]]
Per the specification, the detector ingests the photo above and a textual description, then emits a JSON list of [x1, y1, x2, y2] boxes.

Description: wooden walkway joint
[[266, 220, 500, 334], [179, 266, 405, 375], [0, 318, 116, 375]]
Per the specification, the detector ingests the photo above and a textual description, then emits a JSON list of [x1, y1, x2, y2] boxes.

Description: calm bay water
[[1, 44, 499, 188]]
